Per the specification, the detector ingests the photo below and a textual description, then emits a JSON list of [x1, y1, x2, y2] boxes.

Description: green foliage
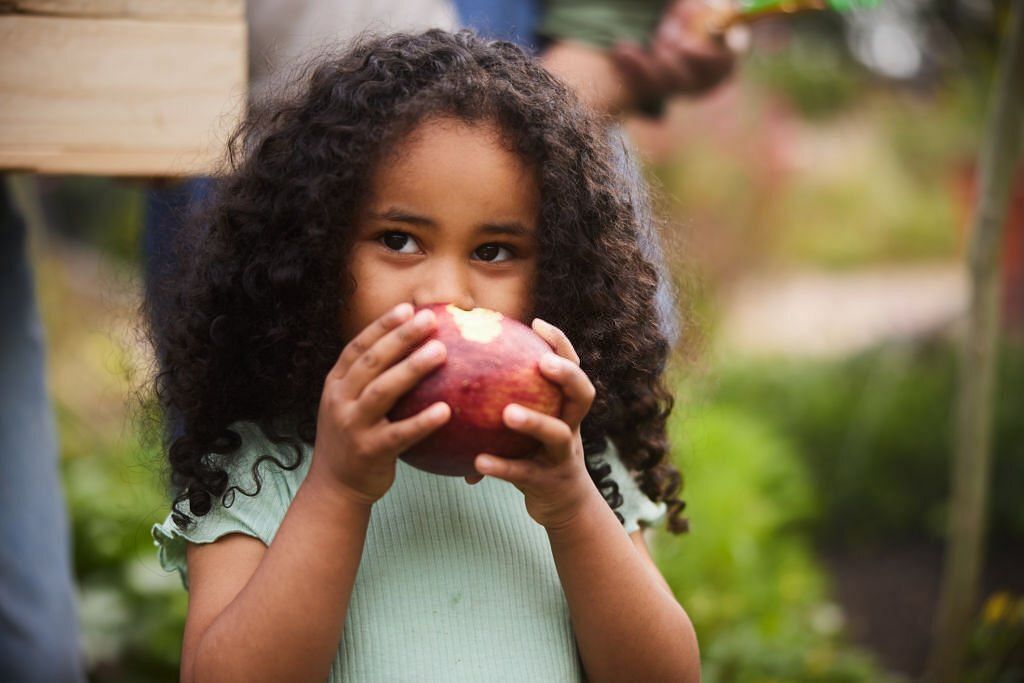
[[706, 339, 1024, 548], [771, 156, 960, 268], [879, 83, 981, 184], [655, 405, 898, 682], [963, 592, 1024, 683], [659, 337, 1024, 679], [746, 32, 865, 121], [58, 403, 184, 681], [767, 89, 975, 268]]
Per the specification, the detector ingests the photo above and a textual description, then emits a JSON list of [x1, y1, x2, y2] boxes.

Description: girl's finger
[[372, 401, 451, 457], [531, 318, 581, 365], [341, 307, 438, 401], [355, 339, 447, 423], [474, 453, 543, 489], [330, 302, 413, 380], [538, 353, 596, 429], [503, 404, 574, 462]]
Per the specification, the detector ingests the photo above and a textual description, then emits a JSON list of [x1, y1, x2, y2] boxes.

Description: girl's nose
[[414, 260, 475, 311]]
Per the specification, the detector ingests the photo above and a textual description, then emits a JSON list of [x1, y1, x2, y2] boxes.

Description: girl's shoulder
[[151, 420, 312, 588], [590, 438, 668, 533]]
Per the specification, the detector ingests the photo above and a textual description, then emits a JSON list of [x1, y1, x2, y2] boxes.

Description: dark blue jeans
[[0, 179, 85, 682]]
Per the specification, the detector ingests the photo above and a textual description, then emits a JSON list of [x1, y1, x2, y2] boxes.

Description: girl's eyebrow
[[370, 207, 533, 238]]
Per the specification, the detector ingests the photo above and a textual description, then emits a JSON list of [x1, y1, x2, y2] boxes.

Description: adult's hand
[[611, 0, 740, 102]]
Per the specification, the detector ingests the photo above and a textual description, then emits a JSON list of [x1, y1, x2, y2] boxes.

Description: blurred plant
[[747, 29, 866, 120], [37, 176, 142, 262], [770, 134, 961, 267], [880, 79, 981, 184], [654, 403, 899, 681], [649, 74, 977, 281], [962, 592, 1024, 683], [704, 338, 1024, 549], [33, 233, 183, 681], [59, 396, 184, 682]]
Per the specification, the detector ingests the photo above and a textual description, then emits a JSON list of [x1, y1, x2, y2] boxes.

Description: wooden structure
[[0, 0, 247, 176]]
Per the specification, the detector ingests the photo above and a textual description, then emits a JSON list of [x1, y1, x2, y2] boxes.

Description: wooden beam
[[0, 14, 247, 176], [3, 0, 242, 22]]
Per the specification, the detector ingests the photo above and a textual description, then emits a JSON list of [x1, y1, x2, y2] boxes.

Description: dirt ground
[[823, 541, 1024, 677]]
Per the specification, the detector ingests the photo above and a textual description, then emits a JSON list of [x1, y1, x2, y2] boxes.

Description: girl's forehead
[[382, 117, 521, 172], [365, 118, 540, 223]]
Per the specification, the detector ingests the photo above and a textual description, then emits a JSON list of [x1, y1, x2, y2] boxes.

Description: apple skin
[[388, 304, 564, 477]]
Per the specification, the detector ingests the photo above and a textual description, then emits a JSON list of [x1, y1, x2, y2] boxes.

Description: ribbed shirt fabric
[[152, 421, 666, 682]]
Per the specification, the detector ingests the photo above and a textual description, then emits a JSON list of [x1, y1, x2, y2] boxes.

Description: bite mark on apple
[[447, 305, 503, 343]]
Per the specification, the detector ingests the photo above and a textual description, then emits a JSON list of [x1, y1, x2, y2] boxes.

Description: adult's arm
[[539, 0, 737, 119]]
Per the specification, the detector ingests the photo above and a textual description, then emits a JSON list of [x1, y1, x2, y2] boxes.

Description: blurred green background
[[22, 2, 1024, 681]]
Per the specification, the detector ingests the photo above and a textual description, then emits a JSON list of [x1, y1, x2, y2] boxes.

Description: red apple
[[388, 304, 563, 476]]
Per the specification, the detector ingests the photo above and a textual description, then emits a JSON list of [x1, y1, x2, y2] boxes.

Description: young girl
[[149, 28, 697, 682]]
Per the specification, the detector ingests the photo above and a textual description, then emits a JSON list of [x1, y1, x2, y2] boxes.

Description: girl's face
[[342, 117, 541, 341]]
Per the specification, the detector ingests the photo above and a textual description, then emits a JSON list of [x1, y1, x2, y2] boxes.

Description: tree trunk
[[925, 4, 1024, 682]]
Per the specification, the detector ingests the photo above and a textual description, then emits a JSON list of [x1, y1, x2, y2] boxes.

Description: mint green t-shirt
[[152, 421, 666, 682]]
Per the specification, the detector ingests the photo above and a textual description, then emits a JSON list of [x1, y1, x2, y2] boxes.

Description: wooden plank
[[4, 0, 243, 22], [0, 14, 247, 176]]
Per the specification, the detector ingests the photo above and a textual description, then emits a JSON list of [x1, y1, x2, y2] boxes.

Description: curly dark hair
[[145, 28, 690, 534]]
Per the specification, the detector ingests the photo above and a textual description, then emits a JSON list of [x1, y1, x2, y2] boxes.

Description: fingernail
[[414, 309, 435, 326], [505, 405, 526, 424], [419, 340, 445, 359], [477, 455, 494, 469], [533, 318, 552, 334], [430, 402, 449, 418], [393, 303, 413, 320]]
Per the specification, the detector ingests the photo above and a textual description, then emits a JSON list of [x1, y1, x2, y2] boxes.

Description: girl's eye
[[473, 243, 515, 263], [379, 231, 420, 254]]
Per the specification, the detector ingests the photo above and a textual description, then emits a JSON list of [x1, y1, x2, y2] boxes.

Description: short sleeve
[[592, 439, 667, 534], [151, 422, 307, 589], [537, 0, 668, 50]]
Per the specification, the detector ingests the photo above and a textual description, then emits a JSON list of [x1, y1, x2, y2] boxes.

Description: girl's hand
[[471, 318, 600, 531], [309, 303, 452, 507]]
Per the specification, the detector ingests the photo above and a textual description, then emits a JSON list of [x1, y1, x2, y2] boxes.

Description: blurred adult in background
[[1, 1, 736, 680]]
